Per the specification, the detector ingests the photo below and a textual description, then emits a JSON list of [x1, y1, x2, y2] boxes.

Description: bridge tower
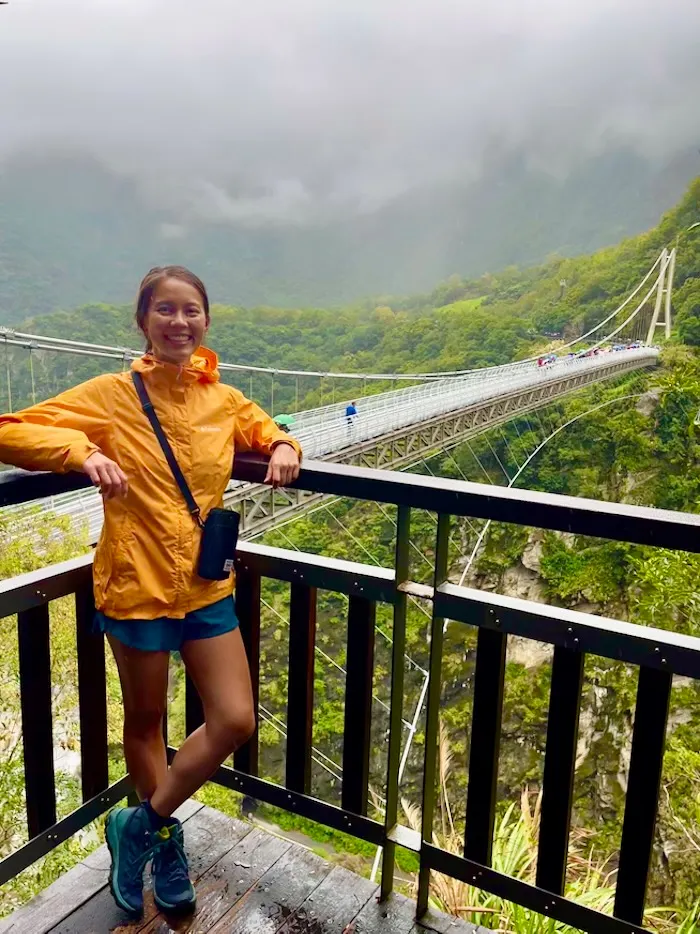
[[646, 247, 676, 343]]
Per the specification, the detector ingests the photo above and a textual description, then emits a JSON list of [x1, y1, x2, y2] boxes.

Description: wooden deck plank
[[4, 802, 489, 934], [353, 892, 418, 934], [139, 827, 290, 934], [206, 845, 332, 933], [412, 905, 485, 934], [0, 800, 204, 934], [48, 806, 249, 934], [276, 864, 378, 934]]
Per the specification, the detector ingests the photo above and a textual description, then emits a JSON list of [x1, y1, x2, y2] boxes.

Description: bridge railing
[[0, 347, 657, 535], [293, 347, 658, 459], [1, 452, 698, 934]]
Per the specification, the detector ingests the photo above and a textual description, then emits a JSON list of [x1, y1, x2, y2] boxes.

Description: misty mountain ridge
[[0, 146, 696, 323]]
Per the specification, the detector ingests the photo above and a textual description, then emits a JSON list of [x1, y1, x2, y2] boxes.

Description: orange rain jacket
[[0, 348, 302, 620]]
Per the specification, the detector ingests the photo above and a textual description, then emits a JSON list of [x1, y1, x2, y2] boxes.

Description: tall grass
[[401, 723, 699, 933]]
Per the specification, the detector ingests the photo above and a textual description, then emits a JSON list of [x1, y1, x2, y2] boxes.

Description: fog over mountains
[[1, 0, 698, 318]]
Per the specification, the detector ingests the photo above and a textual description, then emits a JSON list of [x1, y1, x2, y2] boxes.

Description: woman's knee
[[124, 704, 166, 740], [208, 705, 256, 752]]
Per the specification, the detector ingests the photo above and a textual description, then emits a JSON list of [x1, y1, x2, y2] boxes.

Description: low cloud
[[1, 0, 699, 225]]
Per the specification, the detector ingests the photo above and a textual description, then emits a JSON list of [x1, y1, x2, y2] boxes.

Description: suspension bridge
[[3, 247, 696, 934], [0, 246, 674, 541]]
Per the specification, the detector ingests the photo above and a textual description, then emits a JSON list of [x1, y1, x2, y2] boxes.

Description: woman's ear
[[139, 322, 152, 350]]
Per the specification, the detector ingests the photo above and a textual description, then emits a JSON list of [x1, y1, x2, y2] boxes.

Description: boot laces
[[122, 810, 170, 877], [152, 826, 189, 884]]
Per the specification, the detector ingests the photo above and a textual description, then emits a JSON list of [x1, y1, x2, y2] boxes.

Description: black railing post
[[464, 626, 507, 866], [380, 504, 410, 900], [342, 596, 376, 815], [3, 455, 700, 934], [18, 604, 57, 837], [286, 582, 317, 794], [536, 645, 584, 894], [234, 565, 261, 775], [417, 513, 450, 916], [614, 665, 672, 925], [75, 584, 109, 801]]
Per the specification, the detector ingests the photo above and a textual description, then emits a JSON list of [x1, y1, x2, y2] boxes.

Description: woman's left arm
[[232, 391, 301, 487]]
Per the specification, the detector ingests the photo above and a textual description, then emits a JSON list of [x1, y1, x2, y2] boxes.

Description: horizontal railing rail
[[3, 451, 700, 549], [1, 454, 700, 933]]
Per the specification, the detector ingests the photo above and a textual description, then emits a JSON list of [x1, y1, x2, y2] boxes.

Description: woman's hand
[[82, 452, 129, 499], [264, 443, 300, 488]]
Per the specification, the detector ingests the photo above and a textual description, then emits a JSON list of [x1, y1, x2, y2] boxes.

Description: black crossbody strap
[[131, 371, 204, 528]]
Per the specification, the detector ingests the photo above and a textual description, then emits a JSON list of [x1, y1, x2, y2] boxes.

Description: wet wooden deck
[[1, 801, 484, 934]]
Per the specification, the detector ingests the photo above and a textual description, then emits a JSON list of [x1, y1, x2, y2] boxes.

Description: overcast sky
[[1, 0, 699, 225]]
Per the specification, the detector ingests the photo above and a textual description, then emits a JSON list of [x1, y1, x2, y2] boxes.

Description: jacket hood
[[131, 346, 220, 384]]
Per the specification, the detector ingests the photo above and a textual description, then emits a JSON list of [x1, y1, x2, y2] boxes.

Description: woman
[[0, 266, 301, 917]]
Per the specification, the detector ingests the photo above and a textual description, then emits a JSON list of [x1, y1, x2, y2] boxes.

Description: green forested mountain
[[2, 179, 700, 932], [2, 176, 697, 417], [0, 146, 696, 322]]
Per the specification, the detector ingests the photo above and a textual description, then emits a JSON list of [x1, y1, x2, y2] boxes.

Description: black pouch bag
[[132, 372, 240, 581], [197, 506, 240, 580]]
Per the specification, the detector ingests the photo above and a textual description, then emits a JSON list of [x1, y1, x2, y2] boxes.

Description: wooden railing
[[2, 455, 700, 933]]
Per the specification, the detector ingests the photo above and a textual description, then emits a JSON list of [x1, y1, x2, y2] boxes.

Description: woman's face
[[142, 277, 209, 365]]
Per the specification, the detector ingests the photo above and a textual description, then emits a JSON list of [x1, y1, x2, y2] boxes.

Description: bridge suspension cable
[[0, 248, 673, 392], [457, 385, 655, 585], [583, 250, 675, 353], [0, 251, 668, 544]]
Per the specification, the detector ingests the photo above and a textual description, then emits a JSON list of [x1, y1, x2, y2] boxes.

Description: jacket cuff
[[65, 442, 101, 473], [271, 438, 303, 462]]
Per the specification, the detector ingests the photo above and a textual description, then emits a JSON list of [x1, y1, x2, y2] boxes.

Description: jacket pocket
[[93, 513, 137, 605]]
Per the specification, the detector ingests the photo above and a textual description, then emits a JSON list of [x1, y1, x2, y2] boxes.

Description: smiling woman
[[135, 266, 211, 364], [0, 265, 301, 919]]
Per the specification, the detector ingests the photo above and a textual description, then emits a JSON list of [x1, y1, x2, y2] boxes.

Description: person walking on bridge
[[0, 266, 301, 918], [345, 400, 358, 429]]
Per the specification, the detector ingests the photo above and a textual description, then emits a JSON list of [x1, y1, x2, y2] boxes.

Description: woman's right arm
[[0, 375, 113, 474]]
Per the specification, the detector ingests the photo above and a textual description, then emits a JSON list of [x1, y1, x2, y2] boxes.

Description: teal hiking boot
[[105, 804, 158, 916], [151, 819, 196, 914]]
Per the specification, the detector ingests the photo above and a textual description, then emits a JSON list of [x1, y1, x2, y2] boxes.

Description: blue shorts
[[93, 595, 239, 652]]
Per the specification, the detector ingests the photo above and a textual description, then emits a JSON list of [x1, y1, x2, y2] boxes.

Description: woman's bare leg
[[150, 627, 255, 817], [107, 635, 170, 801]]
